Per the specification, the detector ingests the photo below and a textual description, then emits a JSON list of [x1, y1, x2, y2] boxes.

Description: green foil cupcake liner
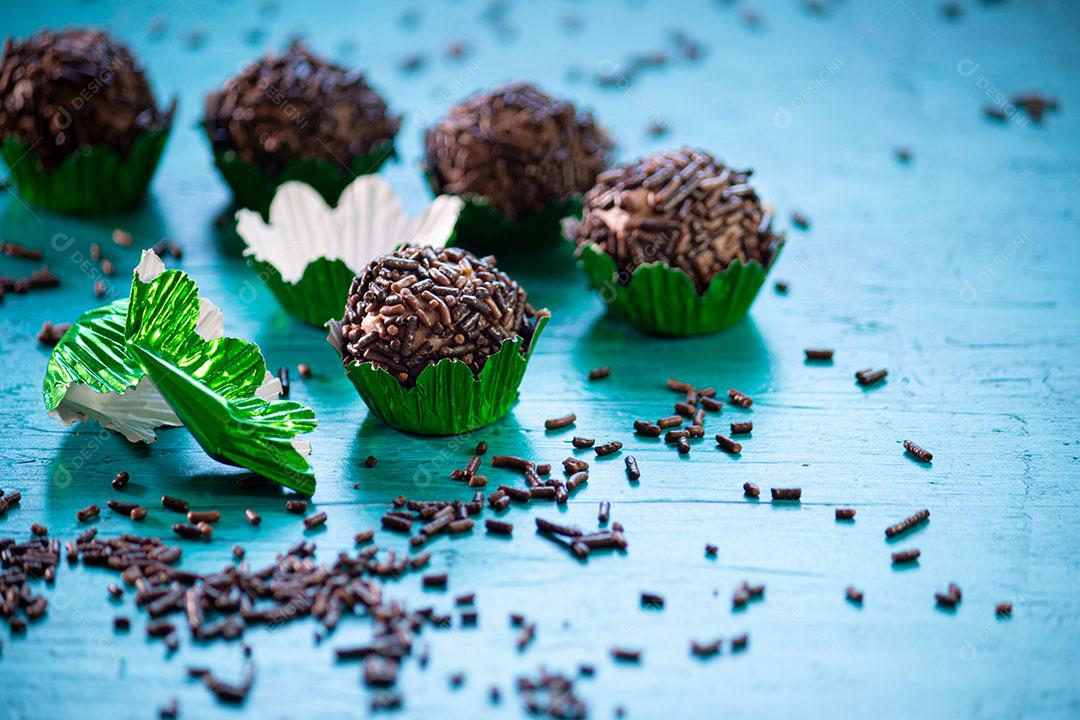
[[211, 144, 396, 219], [328, 313, 550, 435], [43, 250, 317, 492], [235, 176, 464, 328], [575, 242, 780, 336], [0, 112, 174, 215]]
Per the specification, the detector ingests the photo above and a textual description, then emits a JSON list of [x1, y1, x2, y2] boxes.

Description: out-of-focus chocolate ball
[[574, 147, 784, 292], [0, 28, 170, 168], [204, 42, 400, 178], [424, 81, 613, 222], [339, 245, 542, 386]]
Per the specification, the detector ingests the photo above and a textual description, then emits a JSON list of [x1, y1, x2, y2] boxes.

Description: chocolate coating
[[340, 245, 542, 386], [424, 81, 613, 222], [204, 42, 400, 178], [0, 29, 169, 169], [574, 147, 784, 292]]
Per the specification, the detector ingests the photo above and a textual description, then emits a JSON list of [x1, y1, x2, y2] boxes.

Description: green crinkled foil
[[575, 242, 780, 336], [42, 255, 317, 493], [333, 314, 550, 435], [251, 256, 358, 328], [211, 145, 396, 218], [0, 126, 173, 215]]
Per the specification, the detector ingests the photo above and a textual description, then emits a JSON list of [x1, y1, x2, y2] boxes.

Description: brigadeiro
[[0, 28, 176, 214], [204, 42, 401, 216], [328, 244, 550, 435], [571, 147, 785, 336], [424, 80, 613, 250]]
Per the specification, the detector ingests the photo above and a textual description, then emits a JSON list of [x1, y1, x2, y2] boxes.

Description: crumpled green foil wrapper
[[575, 242, 780, 336], [211, 145, 396, 219], [251, 256, 358, 328], [43, 252, 317, 493], [0, 120, 173, 215], [328, 314, 550, 435]]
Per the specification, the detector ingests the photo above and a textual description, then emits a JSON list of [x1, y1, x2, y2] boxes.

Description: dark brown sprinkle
[[2, 242, 43, 261], [244, 508, 261, 526], [705, 544, 718, 557], [303, 512, 328, 530], [770, 488, 801, 502], [107, 499, 140, 516], [633, 420, 661, 437], [774, 280, 790, 294], [468, 475, 488, 488], [598, 501, 611, 524], [285, 500, 309, 514], [995, 602, 1013, 617], [354, 530, 375, 544], [743, 482, 760, 499], [624, 455, 641, 482], [492, 455, 534, 472], [845, 586, 864, 605], [381, 514, 413, 533], [657, 415, 683, 429], [730, 633, 749, 651], [674, 401, 696, 418], [588, 367, 611, 381], [790, 211, 811, 230], [903, 440, 933, 463], [422, 573, 448, 589], [572, 436, 595, 449], [562, 457, 589, 474], [855, 368, 888, 386], [611, 647, 641, 663], [425, 81, 612, 221], [667, 378, 693, 393], [715, 434, 742, 454], [296, 363, 312, 379], [935, 583, 962, 609], [835, 508, 856, 521], [896, 147, 913, 163], [35, 321, 70, 346], [475, 441, 488, 456], [205, 42, 399, 178], [448, 519, 474, 534], [1010, 92, 1060, 124], [535, 517, 583, 537], [161, 496, 190, 513], [129, 507, 148, 522], [594, 441, 623, 457], [76, 504, 100, 522], [113, 616, 131, 631], [499, 485, 532, 503], [700, 396, 723, 412], [172, 523, 204, 540], [891, 548, 921, 564], [111, 471, 130, 490], [93, 279, 107, 298], [690, 639, 721, 657], [727, 389, 753, 408], [30, 522, 47, 537], [804, 348, 834, 360], [0, 29, 171, 168], [884, 509, 930, 538], [187, 510, 221, 524], [640, 592, 664, 608], [729, 421, 752, 435], [677, 436, 691, 454], [535, 463, 551, 476], [545, 414, 577, 430]]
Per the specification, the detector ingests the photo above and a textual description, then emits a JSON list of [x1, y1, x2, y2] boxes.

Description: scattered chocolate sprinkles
[[835, 508, 856, 521], [804, 348, 834, 360], [624, 456, 640, 481], [111, 471, 129, 491], [845, 586, 864, 605], [884, 509, 930, 539], [715, 434, 742, 454], [855, 368, 888, 386], [770, 488, 801, 502], [743, 482, 760, 499], [545, 414, 577, 430], [729, 421, 752, 435], [891, 548, 921, 565], [903, 440, 933, 463], [594, 441, 622, 457], [588, 367, 611, 381]]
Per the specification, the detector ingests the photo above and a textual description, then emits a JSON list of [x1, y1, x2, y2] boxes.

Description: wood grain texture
[[1, 1, 1078, 718]]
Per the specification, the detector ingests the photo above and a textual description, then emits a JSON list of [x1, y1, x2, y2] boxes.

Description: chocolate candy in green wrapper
[[0, 29, 175, 214], [571, 147, 785, 336], [204, 42, 400, 217], [329, 244, 549, 435], [424, 81, 612, 251]]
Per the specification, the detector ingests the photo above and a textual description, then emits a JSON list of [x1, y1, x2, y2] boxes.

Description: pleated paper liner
[[575, 242, 781, 336], [212, 143, 397, 219], [328, 313, 550, 436], [235, 177, 463, 328], [0, 100, 175, 215], [43, 251, 316, 493]]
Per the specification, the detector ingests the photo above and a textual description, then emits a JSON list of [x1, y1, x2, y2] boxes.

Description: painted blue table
[[1, 1, 1078, 718]]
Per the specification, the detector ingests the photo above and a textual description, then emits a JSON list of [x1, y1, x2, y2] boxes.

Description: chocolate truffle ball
[[204, 42, 400, 178], [340, 245, 541, 386], [424, 81, 613, 222], [0, 29, 170, 169], [574, 147, 784, 292]]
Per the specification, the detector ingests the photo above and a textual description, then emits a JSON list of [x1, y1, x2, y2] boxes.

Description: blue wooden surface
[[1, 1, 1079, 718]]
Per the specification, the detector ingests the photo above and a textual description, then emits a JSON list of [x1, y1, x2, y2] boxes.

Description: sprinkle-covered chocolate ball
[[424, 81, 613, 222], [0, 29, 169, 169], [573, 147, 784, 292], [204, 42, 400, 178], [340, 245, 543, 386]]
